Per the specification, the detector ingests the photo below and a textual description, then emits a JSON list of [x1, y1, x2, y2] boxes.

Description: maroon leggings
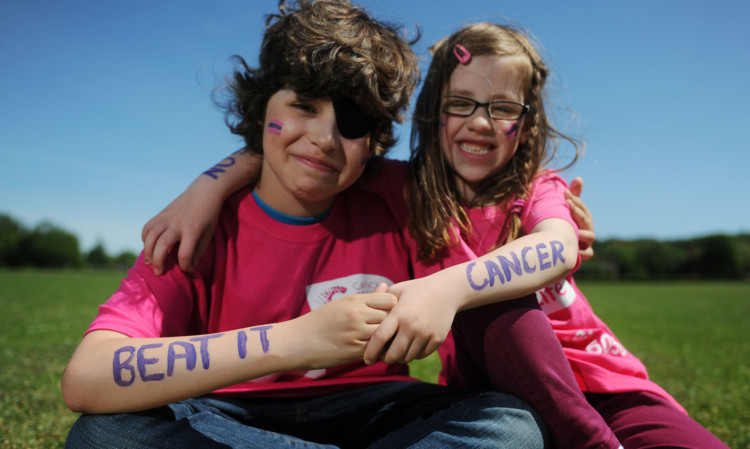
[[587, 391, 729, 449], [449, 295, 728, 449]]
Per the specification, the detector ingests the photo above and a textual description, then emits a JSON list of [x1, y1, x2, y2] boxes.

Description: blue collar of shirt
[[252, 190, 332, 225]]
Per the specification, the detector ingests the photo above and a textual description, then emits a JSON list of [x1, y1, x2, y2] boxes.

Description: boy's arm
[[364, 218, 578, 365], [142, 149, 262, 275], [62, 286, 395, 414]]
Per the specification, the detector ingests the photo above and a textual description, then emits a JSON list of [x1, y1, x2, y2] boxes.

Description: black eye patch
[[332, 96, 374, 139]]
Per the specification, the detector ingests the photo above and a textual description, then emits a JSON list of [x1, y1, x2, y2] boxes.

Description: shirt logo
[[306, 274, 393, 310], [536, 279, 577, 314]]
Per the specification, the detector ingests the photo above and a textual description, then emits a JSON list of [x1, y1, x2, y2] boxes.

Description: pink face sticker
[[503, 123, 519, 138], [267, 119, 283, 136], [440, 116, 447, 128]]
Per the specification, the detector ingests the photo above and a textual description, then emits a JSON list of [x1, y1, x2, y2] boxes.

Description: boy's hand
[[565, 177, 596, 260], [363, 278, 458, 366], [296, 283, 397, 369]]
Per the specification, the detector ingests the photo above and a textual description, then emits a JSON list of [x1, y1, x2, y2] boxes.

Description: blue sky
[[1, 0, 749, 255]]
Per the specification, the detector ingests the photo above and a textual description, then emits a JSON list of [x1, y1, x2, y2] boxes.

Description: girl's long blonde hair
[[407, 22, 581, 260]]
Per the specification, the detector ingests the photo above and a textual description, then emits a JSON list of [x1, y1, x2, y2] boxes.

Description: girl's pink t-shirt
[[368, 158, 683, 411]]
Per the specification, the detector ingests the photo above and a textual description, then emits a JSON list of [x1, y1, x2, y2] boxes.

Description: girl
[[142, 22, 728, 449]]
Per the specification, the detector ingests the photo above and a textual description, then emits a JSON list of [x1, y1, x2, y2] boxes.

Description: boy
[[62, 1, 546, 447]]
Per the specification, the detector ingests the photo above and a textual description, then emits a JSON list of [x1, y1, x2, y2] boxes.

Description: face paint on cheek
[[440, 116, 447, 128], [503, 123, 519, 139], [361, 156, 369, 166], [267, 119, 283, 136], [332, 97, 374, 139]]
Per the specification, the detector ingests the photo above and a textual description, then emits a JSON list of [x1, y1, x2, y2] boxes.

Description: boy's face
[[255, 88, 371, 217]]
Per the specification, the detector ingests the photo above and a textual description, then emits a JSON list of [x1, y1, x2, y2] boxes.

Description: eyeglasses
[[442, 95, 530, 121]]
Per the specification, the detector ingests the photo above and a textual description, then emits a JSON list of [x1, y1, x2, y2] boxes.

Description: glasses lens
[[443, 97, 476, 116], [489, 102, 524, 120]]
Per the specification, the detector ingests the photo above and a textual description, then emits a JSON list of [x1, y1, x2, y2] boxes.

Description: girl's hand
[[142, 184, 220, 275], [566, 177, 596, 260], [142, 150, 263, 275], [295, 283, 397, 369], [363, 278, 459, 366]]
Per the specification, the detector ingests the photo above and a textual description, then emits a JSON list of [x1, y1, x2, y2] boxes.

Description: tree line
[[1, 212, 748, 279], [575, 234, 750, 280], [0, 213, 137, 270]]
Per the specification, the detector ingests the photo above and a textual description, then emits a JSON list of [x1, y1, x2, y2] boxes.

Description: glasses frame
[[441, 95, 530, 121]]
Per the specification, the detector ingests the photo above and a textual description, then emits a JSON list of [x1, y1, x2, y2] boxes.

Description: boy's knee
[[65, 414, 116, 449], [65, 410, 176, 449], [472, 392, 550, 448]]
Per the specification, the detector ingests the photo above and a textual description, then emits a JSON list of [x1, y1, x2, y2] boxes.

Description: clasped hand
[[363, 276, 459, 366]]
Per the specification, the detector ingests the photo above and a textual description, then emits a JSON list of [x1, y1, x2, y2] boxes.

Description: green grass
[[411, 281, 750, 448], [1, 271, 747, 448], [0, 270, 126, 449]]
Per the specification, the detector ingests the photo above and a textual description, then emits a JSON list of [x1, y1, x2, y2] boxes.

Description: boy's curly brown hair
[[221, 0, 420, 157]]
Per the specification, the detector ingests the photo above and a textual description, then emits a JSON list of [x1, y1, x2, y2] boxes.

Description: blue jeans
[[65, 381, 547, 448]]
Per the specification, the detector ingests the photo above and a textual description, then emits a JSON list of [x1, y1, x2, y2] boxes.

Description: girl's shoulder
[[520, 169, 574, 232], [529, 169, 569, 193]]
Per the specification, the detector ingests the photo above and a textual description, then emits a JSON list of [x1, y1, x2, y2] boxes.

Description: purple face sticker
[[267, 119, 283, 135], [503, 123, 519, 138]]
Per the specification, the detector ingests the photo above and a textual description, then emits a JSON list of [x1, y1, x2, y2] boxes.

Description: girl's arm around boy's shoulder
[[142, 149, 262, 275], [62, 284, 397, 414]]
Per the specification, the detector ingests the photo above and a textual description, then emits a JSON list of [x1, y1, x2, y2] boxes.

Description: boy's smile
[[255, 89, 371, 218]]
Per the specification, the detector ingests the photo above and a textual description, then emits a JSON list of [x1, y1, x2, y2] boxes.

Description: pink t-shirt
[[367, 158, 683, 411], [87, 184, 416, 397]]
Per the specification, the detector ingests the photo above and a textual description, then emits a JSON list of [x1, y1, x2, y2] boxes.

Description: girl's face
[[439, 55, 528, 203], [255, 88, 371, 217]]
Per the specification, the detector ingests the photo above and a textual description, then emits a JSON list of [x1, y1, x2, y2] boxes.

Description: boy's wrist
[[260, 321, 301, 373]]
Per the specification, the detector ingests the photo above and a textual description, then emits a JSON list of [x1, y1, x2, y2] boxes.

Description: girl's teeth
[[460, 143, 490, 155]]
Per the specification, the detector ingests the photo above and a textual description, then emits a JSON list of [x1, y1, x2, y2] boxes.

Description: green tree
[[87, 242, 111, 268], [0, 213, 28, 266], [21, 221, 82, 268], [113, 250, 137, 270], [693, 234, 743, 279], [636, 239, 685, 279]]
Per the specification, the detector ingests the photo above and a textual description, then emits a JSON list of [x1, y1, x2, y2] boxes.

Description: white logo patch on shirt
[[306, 274, 393, 310], [536, 279, 577, 314]]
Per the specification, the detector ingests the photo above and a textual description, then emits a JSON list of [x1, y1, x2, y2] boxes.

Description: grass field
[[0, 270, 747, 448]]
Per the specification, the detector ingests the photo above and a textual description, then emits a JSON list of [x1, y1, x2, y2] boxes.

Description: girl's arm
[[62, 285, 395, 414], [142, 149, 262, 274], [364, 217, 578, 365]]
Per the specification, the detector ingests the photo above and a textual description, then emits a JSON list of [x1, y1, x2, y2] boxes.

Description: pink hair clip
[[453, 44, 471, 64], [509, 199, 526, 215]]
